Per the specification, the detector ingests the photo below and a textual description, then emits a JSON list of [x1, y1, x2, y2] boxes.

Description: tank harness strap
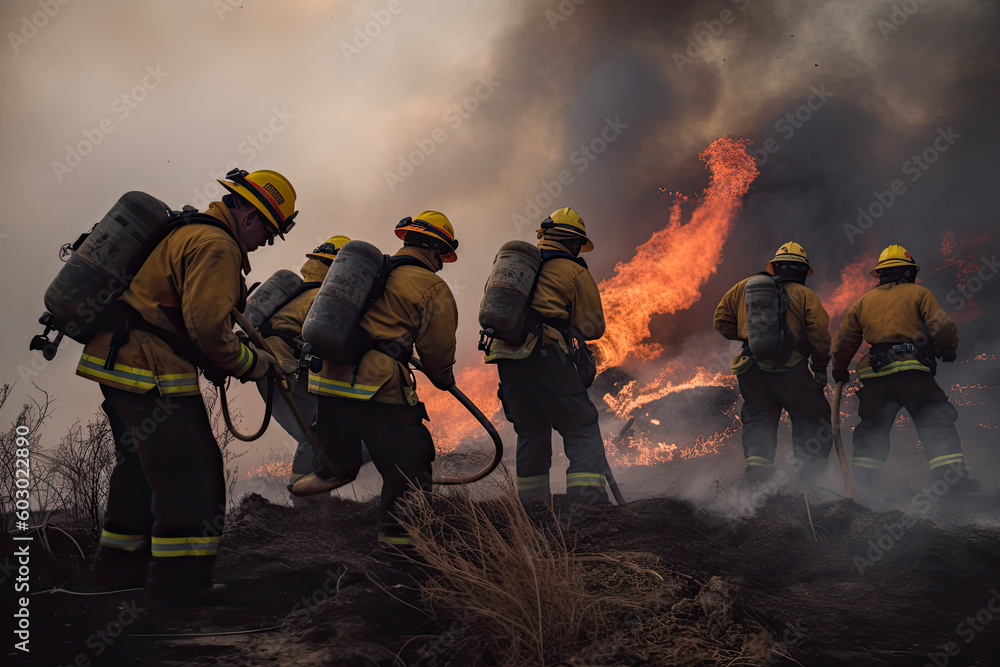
[[346, 254, 429, 384], [106, 213, 245, 385], [118, 303, 230, 385], [478, 249, 587, 353]]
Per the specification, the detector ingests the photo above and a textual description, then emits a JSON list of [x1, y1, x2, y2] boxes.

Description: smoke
[[2, 0, 997, 478], [470, 0, 1000, 344]]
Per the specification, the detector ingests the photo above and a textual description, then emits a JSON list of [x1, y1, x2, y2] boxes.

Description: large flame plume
[[591, 137, 760, 371]]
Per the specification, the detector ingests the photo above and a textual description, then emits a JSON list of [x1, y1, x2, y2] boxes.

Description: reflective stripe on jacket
[[831, 282, 958, 379], [485, 239, 605, 362], [713, 277, 831, 374], [309, 247, 458, 404], [76, 201, 253, 396]]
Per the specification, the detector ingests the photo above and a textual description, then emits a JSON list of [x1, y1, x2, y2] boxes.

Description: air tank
[[478, 240, 542, 343], [302, 240, 384, 364], [744, 274, 788, 360], [244, 269, 304, 329], [42, 191, 173, 344]]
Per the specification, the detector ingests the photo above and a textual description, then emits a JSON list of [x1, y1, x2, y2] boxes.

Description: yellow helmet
[[218, 168, 298, 238], [871, 244, 919, 277], [538, 206, 594, 253], [766, 241, 813, 276], [306, 235, 351, 262], [394, 210, 459, 262]]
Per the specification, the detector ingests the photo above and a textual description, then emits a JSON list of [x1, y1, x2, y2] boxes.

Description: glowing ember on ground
[[246, 459, 291, 480], [603, 367, 735, 419]]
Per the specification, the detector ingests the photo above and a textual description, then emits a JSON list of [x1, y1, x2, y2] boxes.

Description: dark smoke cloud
[[463, 0, 999, 352]]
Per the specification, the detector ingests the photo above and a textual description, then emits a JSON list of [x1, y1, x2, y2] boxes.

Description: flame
[[820, 256, 873, 319], [603, 366, 735, 419], [246, 459, 291, 480], [422, 364, 503, 454], [933, 228, 995, 324], [591, 136, 760, 371]]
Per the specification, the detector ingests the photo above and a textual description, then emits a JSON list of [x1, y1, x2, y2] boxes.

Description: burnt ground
[[7, 483, 1000, 667]]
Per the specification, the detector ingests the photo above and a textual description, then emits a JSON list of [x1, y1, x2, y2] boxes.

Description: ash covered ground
[[14, 357, 1000, 667]]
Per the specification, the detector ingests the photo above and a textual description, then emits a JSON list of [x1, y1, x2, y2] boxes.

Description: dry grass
[[397, 469, 779, 666]]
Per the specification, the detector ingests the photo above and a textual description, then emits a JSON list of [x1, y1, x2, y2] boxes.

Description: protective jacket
[[76, 202, 254, 396], [308, 247, 458, 404], [485, 239, 605, 362], [714, 277, 831, 374], [831, 282, 958, 379], [260, 258, 327, 365]]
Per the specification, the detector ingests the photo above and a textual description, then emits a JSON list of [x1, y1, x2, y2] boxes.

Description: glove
[[241, 347, 276, 382], [941, 352, 956, 363], [831, 367, 850, 384]]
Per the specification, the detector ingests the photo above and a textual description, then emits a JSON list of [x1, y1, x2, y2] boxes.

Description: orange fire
[[820, 255, 873, 319], [420, 137, 760, 461], [591, 136, 760, 371], [246, 458, 291, 480], [933, 228, 995, 325], [603, 365, 735, 420], [421, 364, 503, 454]]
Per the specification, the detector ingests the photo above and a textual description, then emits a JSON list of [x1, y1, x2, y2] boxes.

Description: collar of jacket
[[300, 258, 329, 282], [203, 201, 252, 273], [395, 246, 439, 271], [537, 239, 588, 269]]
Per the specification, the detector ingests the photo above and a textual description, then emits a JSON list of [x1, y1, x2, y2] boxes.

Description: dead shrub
[[397, 469, 780, 666]]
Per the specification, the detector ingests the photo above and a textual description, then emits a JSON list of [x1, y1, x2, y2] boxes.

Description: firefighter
[[831, 244, 978, 498], [485, 207, 611, 505], [713, 242, 833, 482], [250, 235, 370, 505], [77, 168, 297, 603], [307, 212, 459, 549]]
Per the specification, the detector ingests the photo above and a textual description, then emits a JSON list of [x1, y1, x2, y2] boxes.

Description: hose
[[227, 310, 332, 469], [409, 356, 503, 485], [222, 312, 502, 484], [218, 373, 273, 442], [832, 381, 853, 499]]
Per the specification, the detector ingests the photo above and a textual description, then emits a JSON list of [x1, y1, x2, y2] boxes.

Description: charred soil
[[13, 489, 1000, 666]]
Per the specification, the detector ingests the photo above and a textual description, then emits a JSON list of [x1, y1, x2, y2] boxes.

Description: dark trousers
[[93, 386, 225, 595], [497, 345, 610, 503], [737, 361, 832, 470], [852, 370, 965, 475], [316, 396, 434, 535]]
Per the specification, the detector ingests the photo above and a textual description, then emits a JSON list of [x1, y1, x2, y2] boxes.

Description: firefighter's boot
[[931, 462, 981, 497]]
